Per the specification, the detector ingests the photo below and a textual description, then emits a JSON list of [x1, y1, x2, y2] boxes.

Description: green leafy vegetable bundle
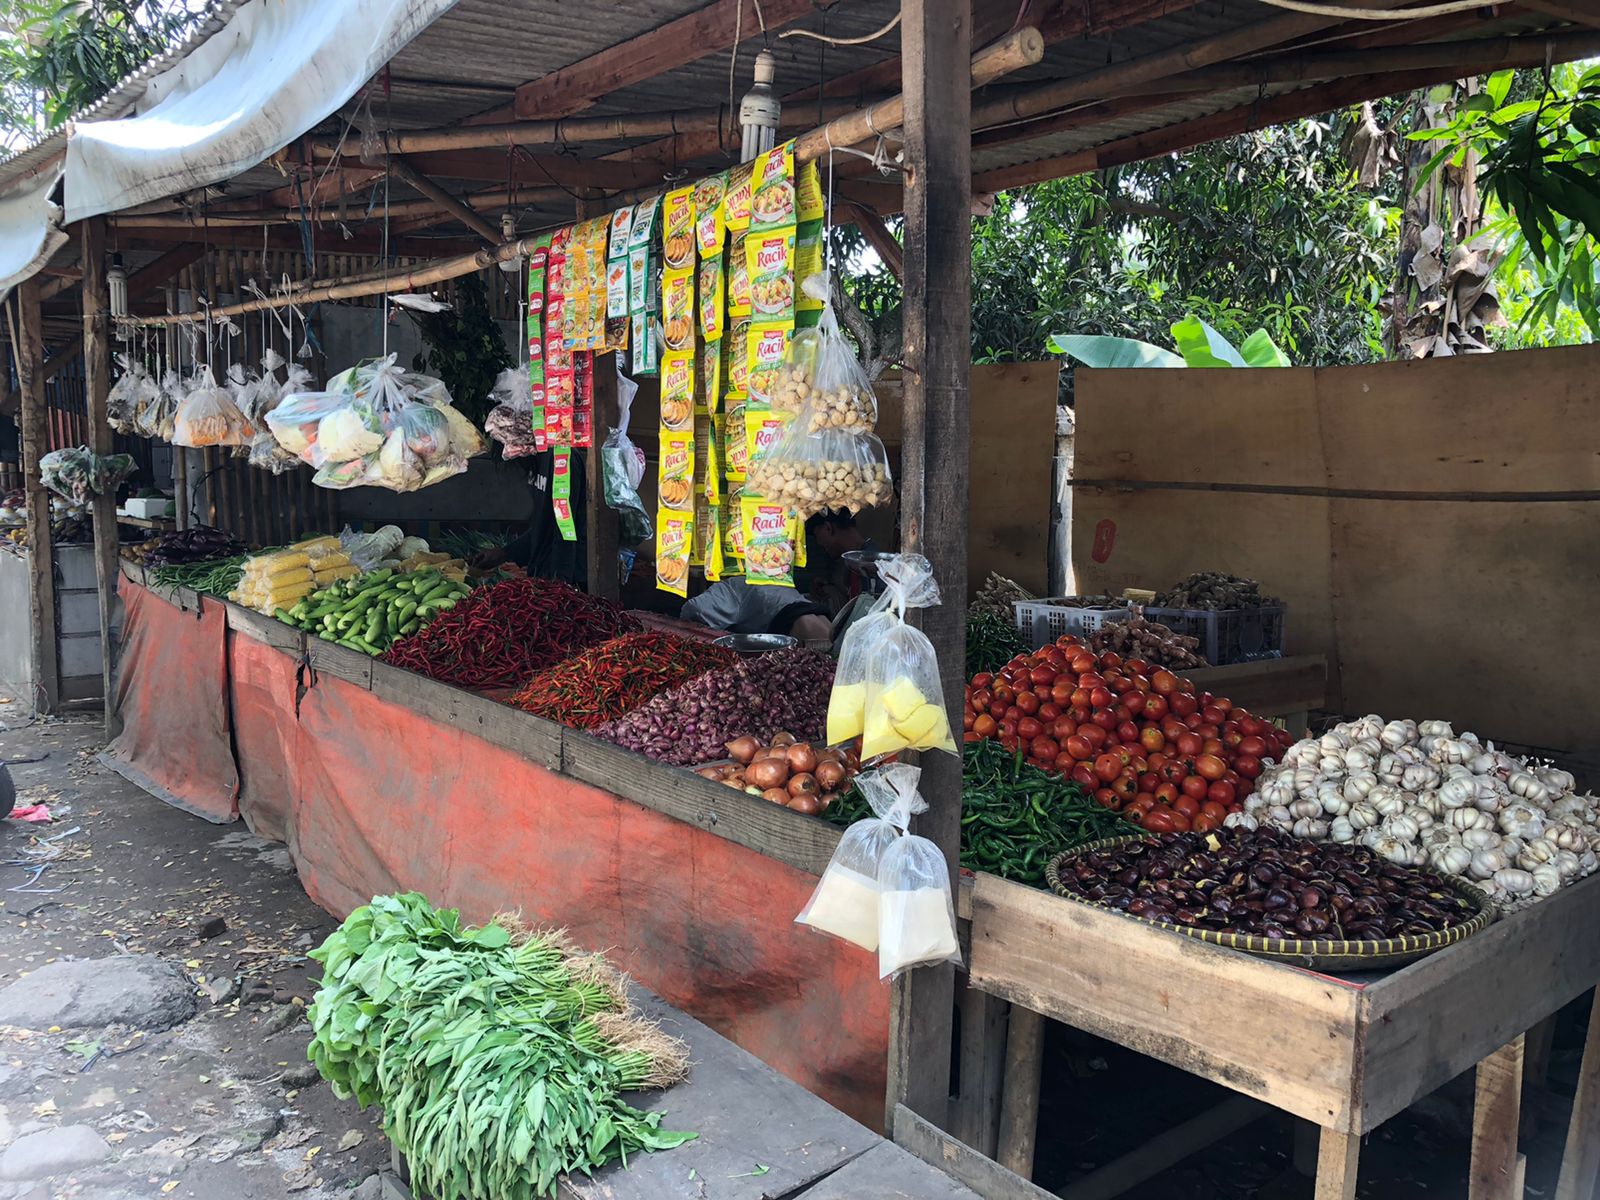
[[308, 893, 694, 1199]]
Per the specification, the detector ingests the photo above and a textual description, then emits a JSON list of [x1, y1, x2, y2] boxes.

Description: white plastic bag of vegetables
[[795, 762, 925, 951], [107, 355, 157, 435], [873, 765, 961, 978], [173, 366, 254, 447], [826, 553, 956, 761]]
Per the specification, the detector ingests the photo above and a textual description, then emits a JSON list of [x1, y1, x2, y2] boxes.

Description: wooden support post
[[1470, 1034, 1525, 1200], [585, 355, 620, 603], [165, 285, 188, 530], [81, 217, 120, 733], [1557, 992, 1600, 1200], [16, 280, 59, 714], [952, 975, 1008, 1159], [887, 0, 970, 1131], [1314, 1128, 1360, 1200], [996, 1002, 1045, 1179]]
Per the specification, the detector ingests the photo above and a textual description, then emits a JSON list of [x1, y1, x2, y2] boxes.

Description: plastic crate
[[1013, 598, 1134, 650], [1142, 605, 1286, 666]]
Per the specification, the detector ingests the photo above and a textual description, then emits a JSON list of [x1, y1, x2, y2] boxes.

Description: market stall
[[8, 0, 1600, 1197]]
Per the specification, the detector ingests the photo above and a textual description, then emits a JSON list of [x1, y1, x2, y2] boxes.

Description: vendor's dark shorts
[[769, 602, 829, 636]]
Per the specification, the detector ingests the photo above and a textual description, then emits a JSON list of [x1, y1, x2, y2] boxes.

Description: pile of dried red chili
[[508, 632, 737, 729], [380, 577, 640, 690]]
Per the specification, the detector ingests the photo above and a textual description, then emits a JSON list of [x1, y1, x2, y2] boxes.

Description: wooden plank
[[81, 216, 120, 731], [512, 0, 828, 121], [888, 0, 972, 1130], [1469, 1035, 1524, 1200], [558, 985, 879, 1200], [1187, 656, 1327, 718], [15, 278, 58, 714], [223, 603, 305, 655], [1313, 1128, 1360, 1200], [560, 730, 841, 878], [995, 1002, 1044, 1179], [969, 873, 1362, 1130], [1555, 990, 1600, 1200], [305, 637, 373, 690], [893, 1104, 1058, 1200], [366, 661, 563, 770], [586, 354, 620, 603], [1360, 871, 1600, 1131], [953, 974, 1008, 1159], [1061, 1096, 1267, 1200], [799, 1140, 981, 1200]]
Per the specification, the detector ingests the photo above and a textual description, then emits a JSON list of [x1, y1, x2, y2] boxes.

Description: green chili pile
[[827, 739, 1135, 888], [309, 894, 694, 1200], [966, 610, 1029, 677], [510, 632, 737, 729]]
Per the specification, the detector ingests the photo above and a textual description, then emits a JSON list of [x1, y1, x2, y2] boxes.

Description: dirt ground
[[0, 698, 1589, 1200]]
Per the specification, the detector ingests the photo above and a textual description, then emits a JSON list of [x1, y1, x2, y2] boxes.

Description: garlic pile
[[1228, 715, 1598, 909]]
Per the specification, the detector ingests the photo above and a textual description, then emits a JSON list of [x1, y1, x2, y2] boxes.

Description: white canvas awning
[[64, 0, 457, 224], [0, 170, 67, 302]]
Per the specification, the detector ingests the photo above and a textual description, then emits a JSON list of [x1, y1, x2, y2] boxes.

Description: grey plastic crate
[[1142, 605, 1286, 666], [1012, 598, 1134, 650]]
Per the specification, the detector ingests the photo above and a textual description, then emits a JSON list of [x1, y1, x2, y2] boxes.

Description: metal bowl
[[712, 632, 798, 656], [840, 549, 893, 574]]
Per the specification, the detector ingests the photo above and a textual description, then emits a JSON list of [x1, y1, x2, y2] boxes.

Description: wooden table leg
[[1314, 1127, 1360, 1200], [1470, 1034, 1525, 1200], [1557, 990, 1600, 1200], [996, 1003, 1045, 1180]]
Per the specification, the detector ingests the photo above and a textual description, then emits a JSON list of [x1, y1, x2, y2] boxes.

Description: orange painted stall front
[[112, 576, 890, 1128]]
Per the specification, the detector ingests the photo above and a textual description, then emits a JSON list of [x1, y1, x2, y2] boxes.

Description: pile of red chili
[[509, 631, 737, 729], [380, 577, 640, 690]]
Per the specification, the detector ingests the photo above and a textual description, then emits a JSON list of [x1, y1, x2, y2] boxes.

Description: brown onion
[[761, 787, 791, 805], [726, 736, 759, 765], [770, 731, 797, 747], [696, 766, 724, 780], [787, 743, 819, 774], [815, 760, 846, 791], [745, 758, 790, 790], [787, 793, 822, 816], [816, 746, 843, 764], [787, 772, 819, 798]]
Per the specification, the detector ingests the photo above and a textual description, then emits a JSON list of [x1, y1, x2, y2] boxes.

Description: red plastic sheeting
[[226, 627, 891, 1127], [107, 580, 238, 823]]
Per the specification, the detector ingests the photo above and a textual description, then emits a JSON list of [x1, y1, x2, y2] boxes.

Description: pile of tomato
[[961, 635, 1295, 833]]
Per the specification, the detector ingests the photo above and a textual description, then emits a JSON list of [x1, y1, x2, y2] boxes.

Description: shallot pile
[[594, 648, 835, 766], [1236, 715, 1599, 908], [696, 734, 861, 816]]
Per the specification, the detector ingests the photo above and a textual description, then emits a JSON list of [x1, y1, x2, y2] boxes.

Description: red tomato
[[989, 701, 1008, 721], [1053, 752, 1077, 774], [1174, 794, 1201, 818], [1138, 772, 1160, 793], [1234, 754, 1262, 779], [1181, 774, 1210, 801], [970, 673, 994, 690], [1064, 734, 1094, 761], [1051, 683, 1074, 706], [1100, 651, 1123, 669], [1154, 782, 1180, 806], [1080, 723, 1109, 749], [1069, 704, 1092, 724], [1239, 714, 1267, 738], [1150, 669, 1178, 695], [1169, 811, 1193, 832], [1176, 732, 1203, 757], [1222, 730, 1244, 750], [970, 688, 993, 713], [1158, 759, 1189, 784], [1191, 812, 1219, 833], [1070, 687, 1091, 709], [1194, 723, 1219, 739], [1214, 697, 1233, 714], [1000, 734, 1020, 752], [1038, 702, 1061, 722], [1093, 752, 1124, 783], [963, 710, 976, 731], [1017, 717, 1043, 741], [1094, 787, 1120, 810], [1030, 665, 1057, 687], [1110, 773, 1139, 803], [1089, 686, 1114, 710], [1125, 658, 1151, 675], [993, 684, 1015, 704], [1141, 808, 1178, 832], [1069, 653, 1096, 674], [1170, 692, 1199, 717], [1161, 716, 1187, 742], [1071, 762, 1098, 789], [1052, 716, 1078, 740], [1091, 709, 1119, 732], [1201, 738, 1224, 758], [973, 714, 997, 737], [1139, 727, 1165, 753], [1207, 780, 1237, 806], [1195, 754, 1227, 781], [1201, 705, 1226, 726], [1016, 691, 1040, 716], [1238, 735, 1268, 758], [1123, 691, 1147, 717], [1117, 721, 1140, 745], [1031, 737, 1059, 761], [1146, 750, 1169, 771], [1143, 694, 1169, 722], [997, 720, 1017, 739]]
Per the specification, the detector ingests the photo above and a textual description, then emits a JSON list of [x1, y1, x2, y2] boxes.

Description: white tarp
[[0, 169, 68, 302], [63, 0, 457, 224]]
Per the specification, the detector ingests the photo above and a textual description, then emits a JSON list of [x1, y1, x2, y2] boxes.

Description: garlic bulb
[[1494, 867, 1536, 896], [1267, 805, 1292, 826], [1289, 797, 1322, 821], [1460, 827, 1502, 851], [1292, 817, 1330, 841], [1381, 719, 1418, 750], [1223, 811, 1259, 831], [1341, 773, 1377, 803], [1518, 838, 1557, 870], [1531, 865, 1562, 897], [1410, 806, 1436, 831], [1329, 816, 1356, 843], [1369, 785, 1408, 818], [1402, 763, 1441, 792], [1508, 771, 1551, 804], [1415, 790, 1445, 818], [1448, 808, 1494, 832], [1469, 848, 1509, 880], [1419, 719, 1454, 738], [1383, 813, 1421, 842], [1429, 845, 1472, 876], [1497, 803, 1546, 840], [1343, 747, 1375, 773], [1556, 849, 1584, 878], [1538, 767, 1576, 794], [1372, 835, 1412, 864], [1347, 801, 1381, 831], [1438, 777, 1476, 810]]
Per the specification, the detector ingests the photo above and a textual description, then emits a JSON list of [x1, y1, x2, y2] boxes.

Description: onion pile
[[695, 734, 861, 816], [1237, 715, 1599, 908], [594, 648, 835, 766]]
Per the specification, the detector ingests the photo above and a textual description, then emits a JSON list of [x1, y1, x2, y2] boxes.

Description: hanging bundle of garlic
[[1232, 714, 1597, 910]]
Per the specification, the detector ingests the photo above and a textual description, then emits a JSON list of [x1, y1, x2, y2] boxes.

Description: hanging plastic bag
[[484, 365, 541, 459], [602, 366, 652, 542], [769, 301, 878, 429], [795, 763, 924, 951], [826, 553, 956, 760], [135, 370, 182, 441], [173, 366, 253, 447], [746, 423, 892, 518], [266, 375, 343, 460], [107, 355, 157, 435], [39, 447, 134, 503], [875, 766, 961, 978]]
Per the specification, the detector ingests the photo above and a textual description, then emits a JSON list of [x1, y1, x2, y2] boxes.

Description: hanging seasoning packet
[[627, 197, 660, 376], [795, 160, 827, 326], [571, 351, 594, 449], [525, 234, 551, 451], [544, 228, 575, 448], [552, 445, 577, 541], [605, 205, 634, 352], [656, 509, 692, 598], [741, 495, 797, 588]]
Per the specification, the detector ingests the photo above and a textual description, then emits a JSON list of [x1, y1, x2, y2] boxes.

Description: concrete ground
[[0, 700, 388, 1200]]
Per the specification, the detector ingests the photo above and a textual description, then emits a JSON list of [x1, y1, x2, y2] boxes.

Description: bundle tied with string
[[826, 553, 957, 760]]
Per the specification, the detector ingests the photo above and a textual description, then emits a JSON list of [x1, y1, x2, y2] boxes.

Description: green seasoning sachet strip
[[552, 447, 577, 542], [628, 197, 660, 376], [526, 234, 552, 450]]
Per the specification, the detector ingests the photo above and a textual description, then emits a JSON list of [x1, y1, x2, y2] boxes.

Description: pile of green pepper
[[280, 567, 472, 656]]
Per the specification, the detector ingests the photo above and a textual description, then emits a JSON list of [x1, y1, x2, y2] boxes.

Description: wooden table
[[965, 870, 1600, 1200]]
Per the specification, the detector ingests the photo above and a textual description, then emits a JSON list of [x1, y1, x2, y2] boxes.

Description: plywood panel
[[1329, 497, 1599, 749], [1071, 366, 1325, 488], [1316, 345, 1600, 495]]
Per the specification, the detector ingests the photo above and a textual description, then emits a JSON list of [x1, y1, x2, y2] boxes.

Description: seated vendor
[[679, 577, 831, 644], [469, 449, 586, 586]]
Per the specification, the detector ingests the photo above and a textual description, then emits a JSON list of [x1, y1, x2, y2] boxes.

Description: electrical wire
[[782, 11, 901, 45], [1251, 0, 1509, 17]]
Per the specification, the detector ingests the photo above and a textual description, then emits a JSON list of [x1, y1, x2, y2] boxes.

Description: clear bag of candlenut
[[750, 301, 890, 518], [826, 553, 956, 761], [795, 763, 925, 952], [874, 765, 961, 978]]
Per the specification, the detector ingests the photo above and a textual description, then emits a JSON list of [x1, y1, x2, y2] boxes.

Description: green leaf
[[1048, 333, 1184, 368], [1486, 71, 1514, 108], [1169, 316, 1245, 367], [1238, 329, 1291, 368]]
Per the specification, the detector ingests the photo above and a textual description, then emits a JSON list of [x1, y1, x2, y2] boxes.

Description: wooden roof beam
[[512, 0, 838, 121], [1516, 0, 1600, 29]]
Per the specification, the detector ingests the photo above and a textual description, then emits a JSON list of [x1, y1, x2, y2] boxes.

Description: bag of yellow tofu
[[824, 553, 957, 761]]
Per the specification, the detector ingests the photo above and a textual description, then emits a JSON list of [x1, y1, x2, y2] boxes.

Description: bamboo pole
[[315, 111, 725, 157], [387, 159, 503, 244]]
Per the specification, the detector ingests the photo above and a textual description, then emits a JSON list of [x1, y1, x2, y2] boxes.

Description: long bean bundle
[[147, 553, 252, 597], [308, 894, 693, 1200]]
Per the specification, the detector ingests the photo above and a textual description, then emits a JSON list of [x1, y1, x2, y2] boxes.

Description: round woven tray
[[1045, 834, 1496, 972]]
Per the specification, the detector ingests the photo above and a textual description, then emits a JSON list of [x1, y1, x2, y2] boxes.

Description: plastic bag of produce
[[135, 370, 183, 441], [340, 524, 406, 571], [107, 355, 158, 435], [39, 447, 134, 503], [602, 366, 652, 542], [173, 366, 253, 447], [767, 301, 879, 427], [874, 766, 961, 978], [746, 423, 892, 519], [827, 554, 955, 760], [265, 385, 344, 460], [796, 762, 925, 951], [484, 365, 540, 459]]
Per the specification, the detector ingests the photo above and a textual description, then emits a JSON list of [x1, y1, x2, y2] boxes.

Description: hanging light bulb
[[497, 211, 524, 273], [739, 49, 780, 164], [107, 252, 129, 320]]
